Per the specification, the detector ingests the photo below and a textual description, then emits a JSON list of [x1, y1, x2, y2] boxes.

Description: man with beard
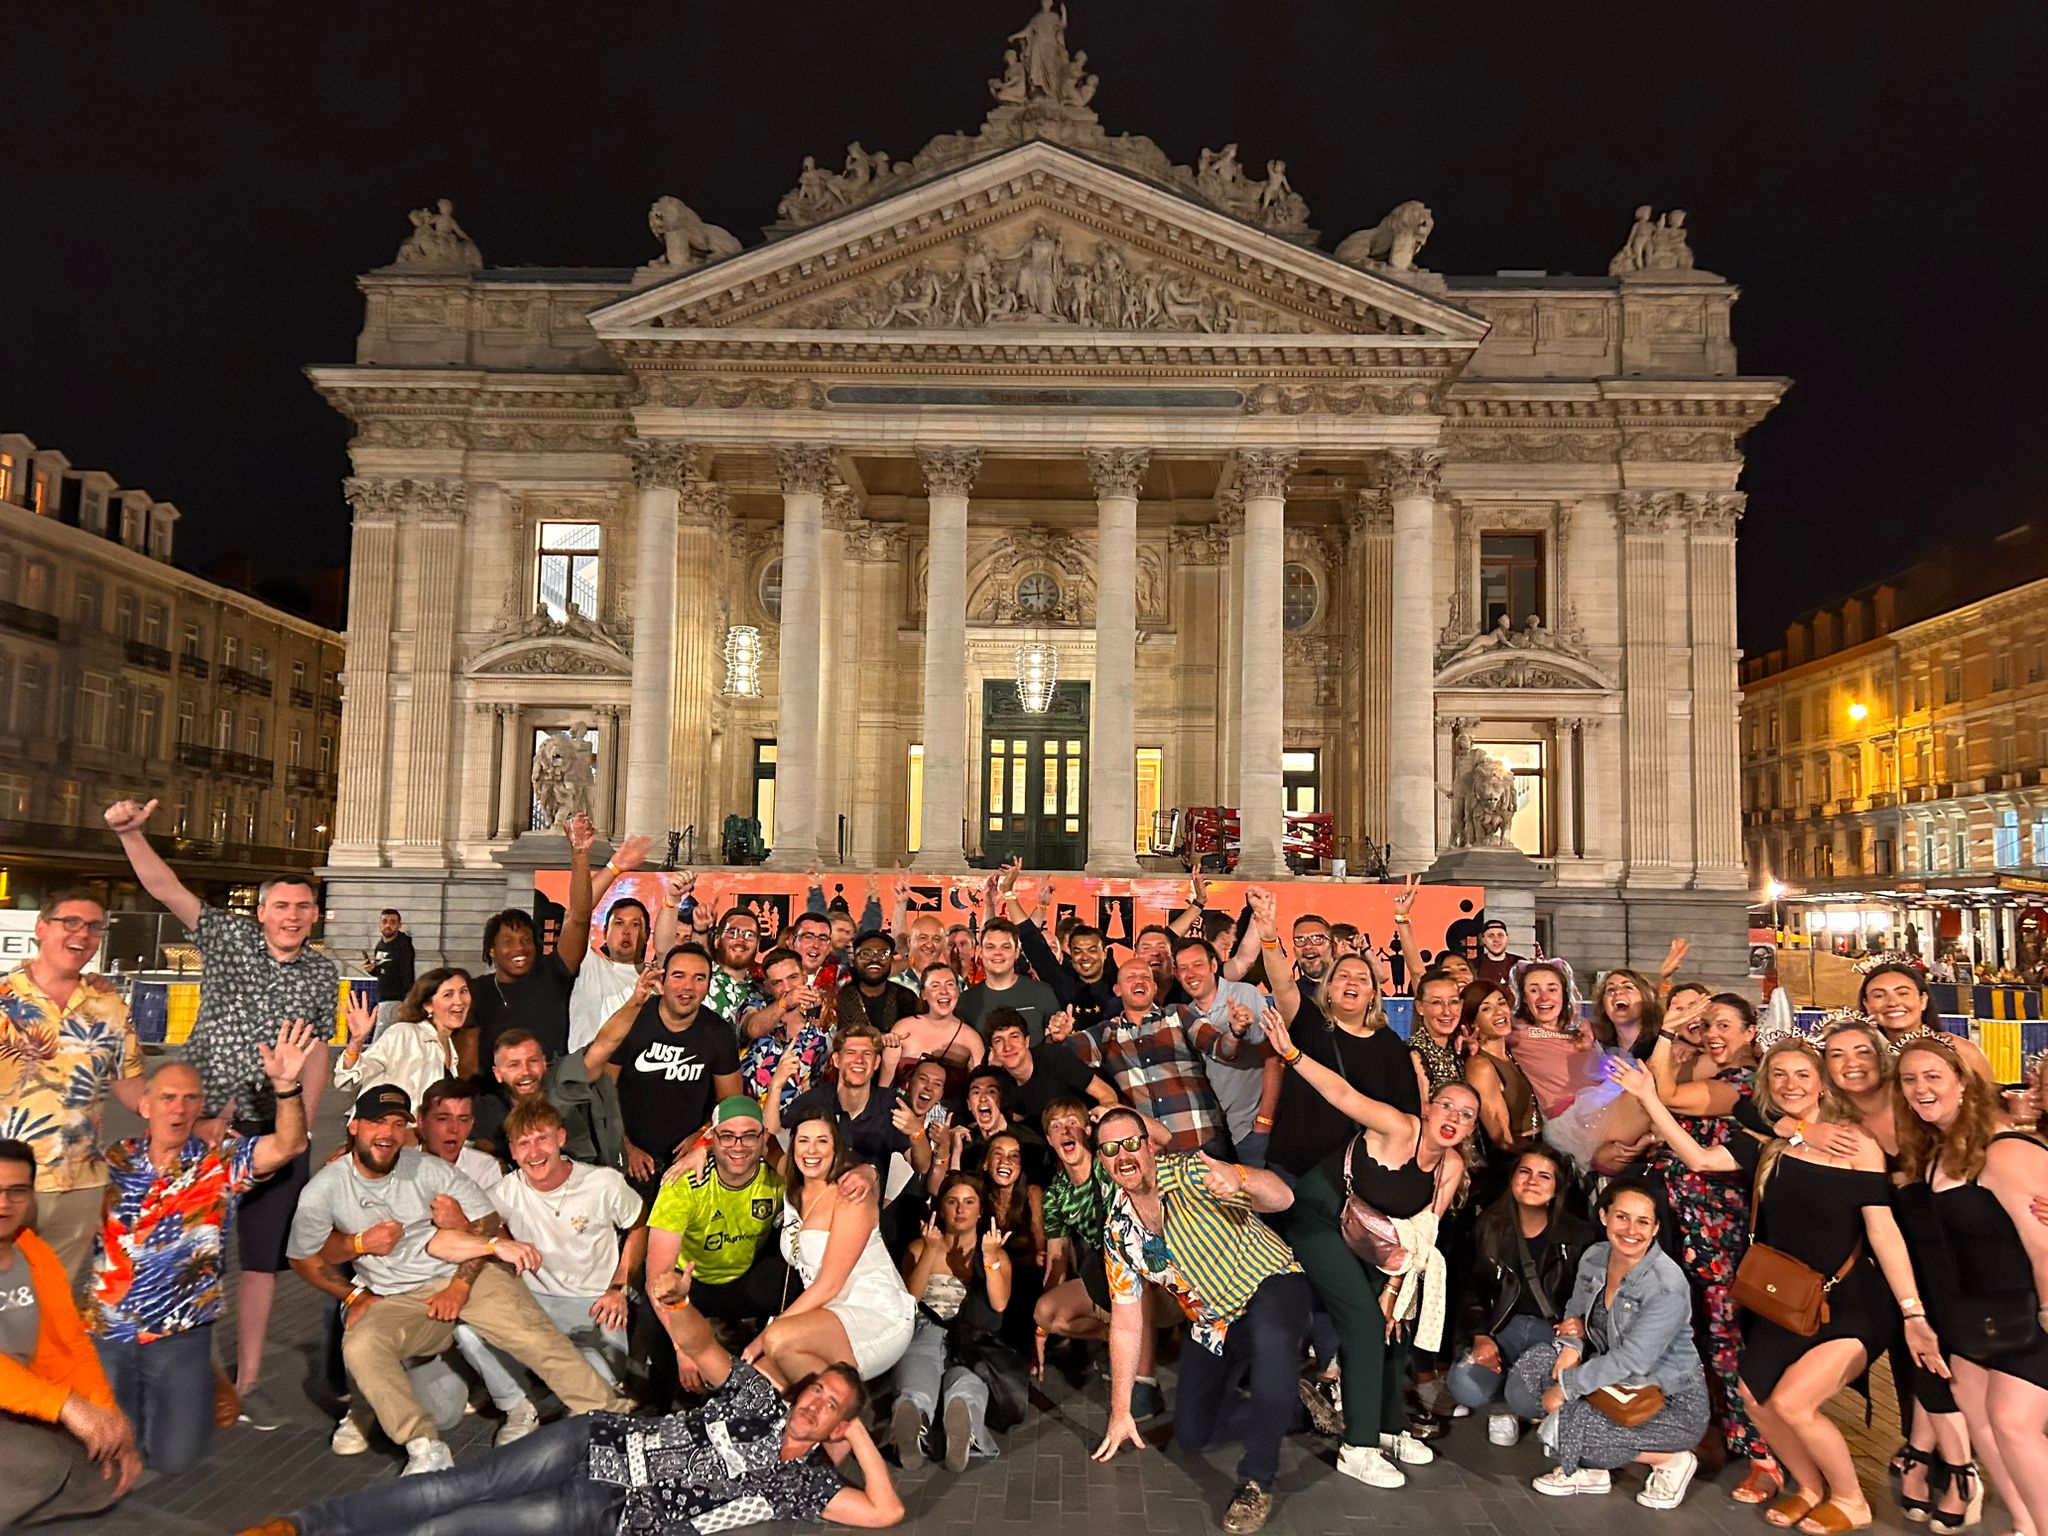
[[836, 930, 922, 1036], [584, 945, 743, 1202], [739, 947, 835, 1112], [368, 910, 415, 1031], [771, 1024, 930, 1179], [1054, 958, 1229, 1157], [1290, 912, 1337, 986], [959, 919, 1061, 1041], [1173, 938, 1277, 1166], [647, 1097, 789, 1332], [984, 1006, 1115, 1126], [239, 1265, 904, 1536], [467, 813, 600, 1067], [702, 904, 768, 1029], [1088, 1108, 1308, 1535], [473, 1029, 618, 1168], [104, 796, 335, 1431], [0, 1137, 138, 1527], [287, 1084, 631, 1475]]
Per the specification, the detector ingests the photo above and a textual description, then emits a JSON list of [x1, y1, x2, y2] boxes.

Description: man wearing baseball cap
[[285, 1084, 631, 1476], [1475, 918, 1525, 992], [646, 1095, 790, 1335]]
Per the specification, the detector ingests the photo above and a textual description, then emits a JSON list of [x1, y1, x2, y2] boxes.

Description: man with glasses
[[837, 931, 921, 1036], [1290, 914, 1336, 984], [646, 1097, 789, 1332], [702, 905, 768, 1029], [785, 911, 843, 997], [0, 890, 144, 1286], [1089, 1107, 1309, 1535]]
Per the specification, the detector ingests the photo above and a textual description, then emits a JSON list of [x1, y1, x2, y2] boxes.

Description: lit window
[[1480, 533, 1545, 629], [759, 558, 784, 623], [0, 453, 14, 504], [1282, 748, 1321, 814], [1134, 747, 1163, 853], [31, 471, 50, 515], [1281, 564, 1319, 631], [752, 740, 778, 841], [908, 744, 924, 853], [1472, 739, 1548, 856], [536, 522, 601, 623]]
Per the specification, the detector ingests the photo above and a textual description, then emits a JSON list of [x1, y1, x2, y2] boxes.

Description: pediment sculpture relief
[[467, 601, 632, 677], [647, 197, 742, 272], [783, 222, 1304, 334], [390, 199, 481, 272]]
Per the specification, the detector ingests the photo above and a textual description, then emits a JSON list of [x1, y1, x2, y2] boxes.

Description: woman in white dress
[[746, 1112, 914, 1382], [334, 966, 467, 1108]]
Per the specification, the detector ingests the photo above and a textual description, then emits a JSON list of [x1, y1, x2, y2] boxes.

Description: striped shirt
[[1102, 1153, 1299, 1354], [1070, 1005, 1225, 1154]]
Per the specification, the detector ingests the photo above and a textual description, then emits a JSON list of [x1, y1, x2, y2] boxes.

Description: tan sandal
[[1767, 1493, 1821, 1529], [1798, 1501, 1874, 1536]]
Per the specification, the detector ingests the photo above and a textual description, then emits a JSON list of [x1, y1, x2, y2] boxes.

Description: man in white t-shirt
[[567, 877, 681, 1054], [1173, 936, 1274, 1165], [416, 1080, 506, 1192], [453, 1097, 644, 1444]]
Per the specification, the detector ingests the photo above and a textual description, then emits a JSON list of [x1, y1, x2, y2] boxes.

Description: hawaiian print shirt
[[706, 969, 765, 1042], [186, 907, 338, 1125], [90, 1132, 260, 1343], [0, 965, 143, 1193], [741, 1024, 833, 1113]]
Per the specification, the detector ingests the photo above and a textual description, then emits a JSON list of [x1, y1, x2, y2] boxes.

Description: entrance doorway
[[981, 680, 1088, 868]]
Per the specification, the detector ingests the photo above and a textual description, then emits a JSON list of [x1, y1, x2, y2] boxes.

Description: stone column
[[1617, 491, 1676, 879], [669, 480, 727, 843], [397, 479, 468, 862], [1086, 448, 1149, 873], [1349, 489, 1394, 855], [1387, 450, 1443, 874], [1556, 718, 1581, 860], [625, 441, 688, 837], [913, 447, 981, 872], [599, 704, 625, 836], [766, 445, 834, 869], [1686, 492, 1747, 885], [1234, 449, 1297, 878], [496, 704, 525, 837], [332, 478, 401, 863]]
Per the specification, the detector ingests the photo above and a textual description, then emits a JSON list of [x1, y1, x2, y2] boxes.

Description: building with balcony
[[0, 432, 347, 913], [1741, 522, 2048, 972]]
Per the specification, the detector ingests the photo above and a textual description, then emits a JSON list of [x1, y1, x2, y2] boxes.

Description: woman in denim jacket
[[1507, 1177, 1711, 1510]]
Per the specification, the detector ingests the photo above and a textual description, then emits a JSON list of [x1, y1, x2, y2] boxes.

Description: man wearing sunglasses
[[0, 890, 145, 1287], [1090, 1107, 1310, 1535]]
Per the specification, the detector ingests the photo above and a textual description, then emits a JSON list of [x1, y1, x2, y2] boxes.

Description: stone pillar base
[[1425, 845, 1547, 956], [908, 850, 971, 875]]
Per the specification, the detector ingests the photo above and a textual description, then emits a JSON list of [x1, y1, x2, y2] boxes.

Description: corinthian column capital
[[1086, 448, 1151, 500], [773, 445, 836, 495], [1235, 448, 1298, 501], [628, 439, 693, 490], [916, 446, 983, 499], [1384, 449, 1444, 501]]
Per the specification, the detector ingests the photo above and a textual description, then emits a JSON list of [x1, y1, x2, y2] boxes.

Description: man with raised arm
[[103, 796, 334, 1431]]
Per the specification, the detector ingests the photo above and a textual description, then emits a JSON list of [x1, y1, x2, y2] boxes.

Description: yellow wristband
[[352, 1232, 365, 1256]]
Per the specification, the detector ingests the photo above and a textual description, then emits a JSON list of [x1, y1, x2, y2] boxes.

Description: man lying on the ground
[[236, 1256, 905, 1536]]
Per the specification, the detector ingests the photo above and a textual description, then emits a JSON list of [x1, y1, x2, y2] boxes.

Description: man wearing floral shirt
[[0, 889, 144, 1286], [87, 1022, 317, 1474]]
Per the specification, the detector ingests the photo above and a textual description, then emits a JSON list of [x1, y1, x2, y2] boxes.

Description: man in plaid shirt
[[1053, 956, 1230, 1156]]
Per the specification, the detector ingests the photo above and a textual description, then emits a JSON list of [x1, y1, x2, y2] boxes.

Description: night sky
[[6, 2, 2042, 650]]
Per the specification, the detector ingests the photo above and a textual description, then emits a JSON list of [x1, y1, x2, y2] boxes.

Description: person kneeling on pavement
[[236, 1255, 906, 1536], [285, 1084, 632, 1474]]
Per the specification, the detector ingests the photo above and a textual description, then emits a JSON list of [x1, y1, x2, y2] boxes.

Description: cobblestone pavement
[[48, 1075, 1937, 1535]]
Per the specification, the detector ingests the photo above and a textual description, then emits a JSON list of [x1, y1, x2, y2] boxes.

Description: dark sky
[[7, 2, 2043, 649]]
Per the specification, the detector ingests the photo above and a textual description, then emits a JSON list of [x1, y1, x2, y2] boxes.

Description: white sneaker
[[402, 1437, 455, 1476], [1335, 1444, 1406, 1489], [1533, 1467, 1611, 1497], [330, 1416, 370, 1456], [1380, 1430, 1436, 1466], [1487, 1412, 1520, 1447], [495, 1399, 539, 1448], [1637, 1450, 1699, 1510]]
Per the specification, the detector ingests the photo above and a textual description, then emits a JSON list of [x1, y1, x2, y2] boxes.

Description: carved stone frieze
[[968, 525, 1096, 624], [1384, 449, 1444, 501], [1235, 449, 1298, 501], [1443, 430, 1622, 464], [773, 445, 837, 495], [635, 376, 829, 410], [779, 222, 1307, 335], [475, 645, 629, 678], [847, 520, 909, 562], [1242, 381, 1443, 416], [1450, 658, 1601, 691], [629, 440, 695, 491], [917, 446, 984, 499], [1169, 523, 1231, 566], [470, 421, 626, 453], [351, 418, 469, 450], [1085, 447, 1150, 499], [1621, 429, 1739, 463]]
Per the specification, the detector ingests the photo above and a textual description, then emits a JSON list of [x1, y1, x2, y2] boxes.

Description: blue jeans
[[1447, 1314, 1554, 1414], [297, 1417, 625, 1536], [95, 1323, 216, 1475], [896, 1315, 997, 1458]]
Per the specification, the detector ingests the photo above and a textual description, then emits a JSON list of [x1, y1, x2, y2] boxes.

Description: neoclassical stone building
[[311, 7, 1785, 974]]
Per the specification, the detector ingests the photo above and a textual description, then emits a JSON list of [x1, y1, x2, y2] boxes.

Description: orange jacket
[[0, 1230, 116, 1422]]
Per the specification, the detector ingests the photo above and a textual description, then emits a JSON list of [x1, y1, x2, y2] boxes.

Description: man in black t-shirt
[[773, 1024, 932, 1178], [985, 1007, 1115, 1125], [952, 1065, 1052, 1183], [370, 909, 416, 1026], [583, 944, 743, 1198], [469, 815, 599, 1065]]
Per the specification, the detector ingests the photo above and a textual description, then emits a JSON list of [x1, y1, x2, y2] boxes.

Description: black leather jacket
[[1457, 1213, 1597, 1345]]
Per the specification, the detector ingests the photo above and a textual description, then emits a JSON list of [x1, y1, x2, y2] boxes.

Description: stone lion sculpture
[[1334, 200, 1435, 272], [648, 196, 742, 271], [530, 731, 596, 832]]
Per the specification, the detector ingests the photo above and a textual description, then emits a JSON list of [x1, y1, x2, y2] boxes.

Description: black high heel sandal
[[1930, 1459, 1984, 1535], [1897, 1448, 1938, 1524]]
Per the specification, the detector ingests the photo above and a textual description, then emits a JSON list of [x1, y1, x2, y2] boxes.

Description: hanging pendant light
[[721, 625, 762, 697], [1014, 641, 1059, 713]]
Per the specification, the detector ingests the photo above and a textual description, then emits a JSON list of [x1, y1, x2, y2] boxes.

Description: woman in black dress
[[1616, 1038, 1938, 1535], [1898, 1033, 2048, 1536]]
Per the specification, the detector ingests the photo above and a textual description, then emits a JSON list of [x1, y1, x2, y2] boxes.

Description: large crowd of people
[[4, 800, 2048, 1536]]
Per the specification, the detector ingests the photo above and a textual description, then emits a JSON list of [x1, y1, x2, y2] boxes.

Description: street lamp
[[1847, 702, 1869, 723]]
